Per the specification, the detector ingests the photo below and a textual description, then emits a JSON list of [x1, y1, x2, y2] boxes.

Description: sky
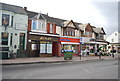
[[0, 0, 119, 36]]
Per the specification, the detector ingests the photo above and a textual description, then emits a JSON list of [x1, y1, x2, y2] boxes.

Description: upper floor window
[[64, 28, 75, 36], [50, 24, 53, 33], [32, 20, 38, 30], [11, 16, 13, 27], [115, 33, 117, 36], [32, 20, 46, 30], [85, 32, 92, 37], [112, 38, 114, 42], [38, 22, 45, 30], [2, 14, 10, 27]]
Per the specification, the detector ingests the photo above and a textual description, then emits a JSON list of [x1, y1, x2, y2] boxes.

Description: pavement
[[1, 54, 119, 65]]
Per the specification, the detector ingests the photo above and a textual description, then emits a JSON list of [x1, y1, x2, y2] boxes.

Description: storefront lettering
[[39, 37, 58, 41], [60, 37, 80, 43], [60, 39, 70, 42]]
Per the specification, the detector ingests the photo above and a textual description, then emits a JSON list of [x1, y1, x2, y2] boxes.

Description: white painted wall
[[106, 31, 120, 43], [0, 10, 28, 53]]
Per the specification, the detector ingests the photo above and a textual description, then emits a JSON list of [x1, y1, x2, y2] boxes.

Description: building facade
[[0, 3, 28, 59], [79, 24, 108, 55], [106, 31, 120, 53]]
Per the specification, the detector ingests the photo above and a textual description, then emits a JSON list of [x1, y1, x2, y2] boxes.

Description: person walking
[[111, 47, 116, 58], [97, 47, 102, 59]]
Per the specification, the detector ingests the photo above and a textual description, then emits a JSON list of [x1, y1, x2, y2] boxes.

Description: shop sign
[[39, 37, 58, 42], [60, 37, 80, 43], [30, 35, 58, 42]]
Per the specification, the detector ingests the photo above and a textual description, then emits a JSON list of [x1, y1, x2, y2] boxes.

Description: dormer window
[[32, 20, 38, 30]]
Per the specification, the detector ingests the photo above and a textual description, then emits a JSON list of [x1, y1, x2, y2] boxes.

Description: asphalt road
[[2, 59, 118, 79]]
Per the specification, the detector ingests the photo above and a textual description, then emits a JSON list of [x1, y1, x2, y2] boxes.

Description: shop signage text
[[60, 37, 80, 43], [29, 35, 59, 42]]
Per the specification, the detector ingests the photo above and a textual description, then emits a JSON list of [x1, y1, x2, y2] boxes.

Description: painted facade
[[106, 31, 120, 53], [0, 3, 28, 59]]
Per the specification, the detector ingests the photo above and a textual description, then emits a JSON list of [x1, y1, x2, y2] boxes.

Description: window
[[50, 24, 53, 33], [115, 33, 117, 36], [42, 23, 45, 29], [112, 38, 114, 42], [2, 14, 10, 27], [11, 16, 13, 27], [64, 28, 75, 36], [40, 41, 52, 53], [32, 44, 37, 50], [10, 33, 13, 46], [1, 32, 9, 45], [38, 22, 42, 29], [32, 20, 38, 30]]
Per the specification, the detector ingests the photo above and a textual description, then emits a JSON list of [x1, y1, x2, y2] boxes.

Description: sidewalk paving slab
[[1, 55, 119, 65]]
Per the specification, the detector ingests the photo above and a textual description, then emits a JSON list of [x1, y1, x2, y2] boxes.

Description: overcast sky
[[0, 0, 119, 36]]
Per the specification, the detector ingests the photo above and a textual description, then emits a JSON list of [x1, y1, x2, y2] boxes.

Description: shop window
[[1, 32, 9, 45], [40, 41, 52, 54], [2, 14, 10, 27], [32, 44, 37, 50], [47, 43, 52, 53]]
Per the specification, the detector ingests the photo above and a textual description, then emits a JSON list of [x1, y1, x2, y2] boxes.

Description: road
[[2, 59, 118, 79]]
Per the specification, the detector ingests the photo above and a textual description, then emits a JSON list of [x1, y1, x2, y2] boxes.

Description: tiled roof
[[32, 13, 82, 28], [79, 24, 88, 31], [93, 27, 106, 35], [26, 10, 38, 18], [0, 2, 27, 15]]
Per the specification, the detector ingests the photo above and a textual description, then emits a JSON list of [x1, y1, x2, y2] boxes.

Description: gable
[[67, 21, 76, 28], [85, 24, 93, 32]]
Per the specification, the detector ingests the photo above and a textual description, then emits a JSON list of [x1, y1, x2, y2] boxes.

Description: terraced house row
[[0, 3, 109, 59]]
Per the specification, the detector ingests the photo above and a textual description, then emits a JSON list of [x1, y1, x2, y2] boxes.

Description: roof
[[93, 27, 106, 35], [32, 13, 82, 29], [0, 2, 27, 15], [79, 24, 88, 31], [26, 10, 38, 18], [32, 13, 66, 26]]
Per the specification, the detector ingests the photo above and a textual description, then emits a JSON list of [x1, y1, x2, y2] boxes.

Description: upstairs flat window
[[50, 24, 53, 33], [2, 14, 10, 27], [11, 16, 13, 27], [32, 20, 38, 30]]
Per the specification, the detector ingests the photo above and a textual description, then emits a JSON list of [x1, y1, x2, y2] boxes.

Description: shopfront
[[27, 34, 60, 57], [60, 37, 80, 56]]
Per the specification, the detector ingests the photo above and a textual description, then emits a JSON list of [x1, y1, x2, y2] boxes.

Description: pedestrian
[[85, 48, 89, 56], [97, 47, 102, 59], [111, 47, 116, 58]]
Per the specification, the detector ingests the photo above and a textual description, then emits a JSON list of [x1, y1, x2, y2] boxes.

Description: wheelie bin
[[64, 50, 73, 60]]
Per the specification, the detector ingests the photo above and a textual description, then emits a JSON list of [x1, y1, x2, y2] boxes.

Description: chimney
[[24, 7, 27, 11]]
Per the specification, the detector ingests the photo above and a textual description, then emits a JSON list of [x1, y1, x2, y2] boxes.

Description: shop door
[[31, 42, 40, 57], [19, 33, 25, 50]]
